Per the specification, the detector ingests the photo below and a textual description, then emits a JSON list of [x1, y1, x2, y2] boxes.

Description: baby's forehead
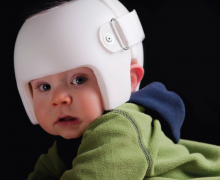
[[31, 67, 94, 82], [67, 67, 93, 73]]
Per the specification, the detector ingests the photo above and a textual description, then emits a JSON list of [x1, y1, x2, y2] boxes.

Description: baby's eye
[[39, 84, 51, 92], [72, 76, 87, 85]]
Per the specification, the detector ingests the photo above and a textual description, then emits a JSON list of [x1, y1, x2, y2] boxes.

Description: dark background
[[2, 0, 219, 179]]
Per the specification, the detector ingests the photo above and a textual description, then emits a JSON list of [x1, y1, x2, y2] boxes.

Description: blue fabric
[[127, 82, 185, 143]]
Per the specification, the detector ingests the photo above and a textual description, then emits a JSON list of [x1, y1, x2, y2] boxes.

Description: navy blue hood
[[127, 82, 185, 143]]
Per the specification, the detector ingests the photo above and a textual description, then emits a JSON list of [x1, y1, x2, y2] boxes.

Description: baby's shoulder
[[85, 103, 151, 134]]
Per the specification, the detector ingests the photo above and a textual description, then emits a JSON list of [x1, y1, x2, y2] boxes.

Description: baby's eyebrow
[[30, 79, 38, 83], [31, 77, 46, 82], [69, 69, 93, 76], [30, 79, 41, 85]]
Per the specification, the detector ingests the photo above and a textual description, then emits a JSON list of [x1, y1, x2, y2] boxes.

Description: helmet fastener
[[104, 33, 115, 45], [106, 35, 113, 42], [110, 18, 129, 50]]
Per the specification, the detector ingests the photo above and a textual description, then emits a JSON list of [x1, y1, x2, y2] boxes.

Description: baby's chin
[[40, 124, 83, 139], [59, 129, 83, 139]]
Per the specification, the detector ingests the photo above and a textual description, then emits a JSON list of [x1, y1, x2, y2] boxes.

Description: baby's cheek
[[33, 101, 49, 126], [34, 101, 44, 117], [85, 95, 103, 120]]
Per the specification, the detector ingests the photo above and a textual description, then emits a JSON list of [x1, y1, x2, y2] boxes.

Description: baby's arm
[[27, 141, 66, 180], [61, 111, 149, 180]]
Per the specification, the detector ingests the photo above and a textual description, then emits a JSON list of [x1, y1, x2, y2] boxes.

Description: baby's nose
[[50, 91, 72, 107]]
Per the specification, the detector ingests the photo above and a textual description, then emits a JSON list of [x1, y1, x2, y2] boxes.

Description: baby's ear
[[130, 60, 144, 93]]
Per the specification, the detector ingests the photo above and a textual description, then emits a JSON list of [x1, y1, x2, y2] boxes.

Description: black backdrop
[[2, 0, 219, 179]]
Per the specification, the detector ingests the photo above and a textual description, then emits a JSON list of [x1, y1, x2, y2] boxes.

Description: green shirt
[[28, 103, 220, 180]]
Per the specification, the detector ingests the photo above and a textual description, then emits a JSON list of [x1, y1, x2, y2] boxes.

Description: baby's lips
[[63, 116, 76, 121], [57, 115, 76, 122]]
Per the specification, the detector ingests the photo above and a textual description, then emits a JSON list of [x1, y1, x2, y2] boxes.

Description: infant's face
[[30, 67, 104, 139]]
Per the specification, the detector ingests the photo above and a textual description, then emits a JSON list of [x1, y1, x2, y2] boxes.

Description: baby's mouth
[[59, 116, 76, 121], [56, 115, 80, 127]]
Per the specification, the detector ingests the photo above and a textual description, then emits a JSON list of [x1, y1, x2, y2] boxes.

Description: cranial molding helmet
[[14, 0, 145, 124]]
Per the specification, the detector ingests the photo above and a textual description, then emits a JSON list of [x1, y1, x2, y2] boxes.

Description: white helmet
[[14, 0, 145, 124]]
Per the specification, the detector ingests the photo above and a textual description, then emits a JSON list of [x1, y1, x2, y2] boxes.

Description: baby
[[14, 0, 220, 179], [30, 67, 106, 140]]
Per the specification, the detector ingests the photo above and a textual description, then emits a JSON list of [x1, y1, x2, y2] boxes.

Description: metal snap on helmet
[[14, 0, 145, 124]]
